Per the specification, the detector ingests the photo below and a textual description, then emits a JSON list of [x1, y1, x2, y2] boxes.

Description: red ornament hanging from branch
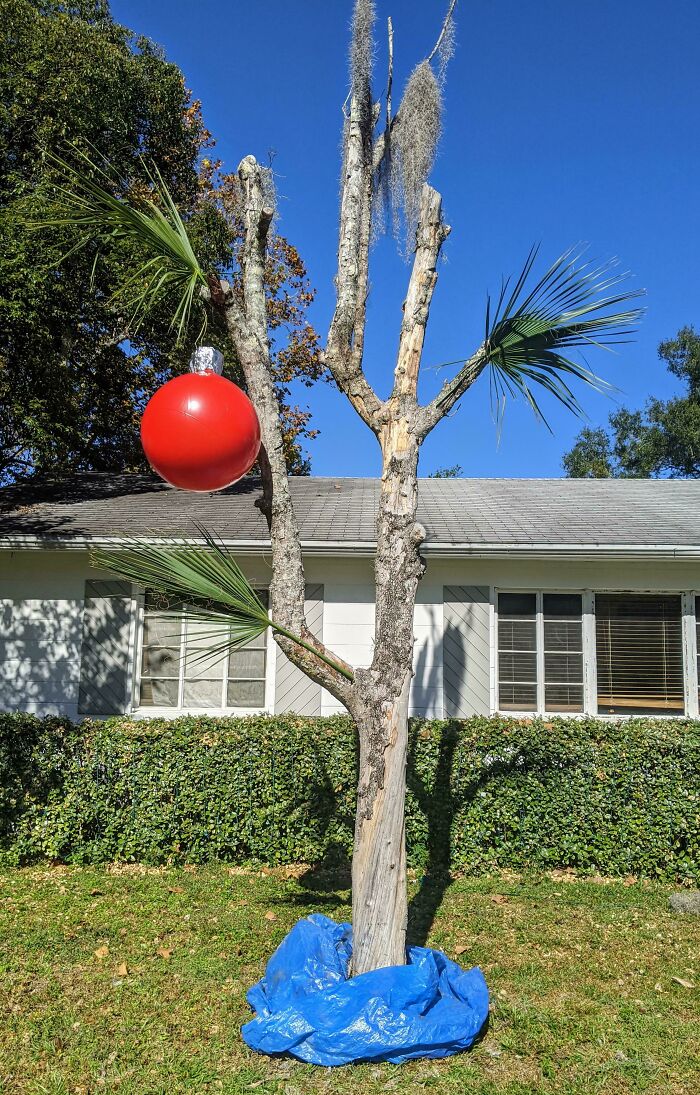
[[140, 347, 261, 492]]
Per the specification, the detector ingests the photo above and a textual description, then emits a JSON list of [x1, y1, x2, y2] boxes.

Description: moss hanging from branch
[[390, 60, 442, 257], [435, 7, 456, 83], [349, 0, 375, 132]]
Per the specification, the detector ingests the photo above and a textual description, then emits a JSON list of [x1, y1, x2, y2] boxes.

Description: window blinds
[[595, 593, 684, 714]]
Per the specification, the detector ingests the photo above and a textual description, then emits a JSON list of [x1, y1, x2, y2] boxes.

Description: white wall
[[2, 547, 699, 719], [0, 550, 89, 717]]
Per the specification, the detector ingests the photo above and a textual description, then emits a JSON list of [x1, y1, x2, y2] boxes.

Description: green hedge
[[1, 713, 699, 881]]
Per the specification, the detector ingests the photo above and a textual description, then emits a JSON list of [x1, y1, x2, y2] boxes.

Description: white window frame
[[494, 588, 586, 717], [493, 586, 699, 719], [592, 589, 692, 720], [130, 589, 275, 716], [682, 591, 698, 719]]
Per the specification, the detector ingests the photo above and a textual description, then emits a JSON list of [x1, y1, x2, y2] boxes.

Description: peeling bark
[[203, 71, 463, 977], [351, 672, 410, 972]]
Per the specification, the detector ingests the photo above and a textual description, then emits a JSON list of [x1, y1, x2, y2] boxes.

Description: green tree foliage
[[563, 326, 700, 478], [0, 0, 322, 483], [428, 464, 462, 478]]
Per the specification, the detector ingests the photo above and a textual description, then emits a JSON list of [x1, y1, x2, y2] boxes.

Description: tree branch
[[385, 16, 393, 129], [205, 156, 355, 705], [325, 89, 386, 434], [427, 0, 458, 64], [417, 347, 488, 438], [389, 184, 450, 406], [372, 0, 457, 173]]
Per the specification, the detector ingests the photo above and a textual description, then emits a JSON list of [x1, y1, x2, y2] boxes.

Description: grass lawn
[[0, 864, 698, 1094]]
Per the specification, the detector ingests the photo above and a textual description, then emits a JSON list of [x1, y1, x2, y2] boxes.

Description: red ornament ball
[[140, 373, 261, 492]]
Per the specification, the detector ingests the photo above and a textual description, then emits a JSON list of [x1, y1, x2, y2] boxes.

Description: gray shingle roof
[[1, 473, 700, 551]]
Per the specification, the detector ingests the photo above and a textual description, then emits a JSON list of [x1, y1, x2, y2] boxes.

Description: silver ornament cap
[[189, 346, 224, 376]]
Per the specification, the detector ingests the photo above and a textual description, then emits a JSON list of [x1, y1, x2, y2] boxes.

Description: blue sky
[[112, 0, 700, 478]]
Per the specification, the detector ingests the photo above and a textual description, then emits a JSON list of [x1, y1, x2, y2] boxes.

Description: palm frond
[[91, 525, 353, 681], [483, 246, 644, 428], [34, 148, 208, 339]]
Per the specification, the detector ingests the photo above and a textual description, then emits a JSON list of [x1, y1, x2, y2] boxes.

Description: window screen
[[543, 593, 583, 712], [595, 593, 684, 715], [498, 593, 537, 710], [498, 592, 584, 712], [140, 591, 268, 709]]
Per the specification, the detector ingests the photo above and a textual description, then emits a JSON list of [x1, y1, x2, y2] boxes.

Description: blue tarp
[[241, 913, 489, 1067]]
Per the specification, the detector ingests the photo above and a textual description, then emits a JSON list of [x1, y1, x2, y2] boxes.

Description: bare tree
[[48, 0, 641, 975]]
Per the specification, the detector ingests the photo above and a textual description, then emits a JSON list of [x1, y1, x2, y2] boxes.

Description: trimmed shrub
[[1, 713, 698, 881]]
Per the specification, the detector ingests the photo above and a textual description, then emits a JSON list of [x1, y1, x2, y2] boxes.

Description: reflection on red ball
[[140, 373, 261, 492]]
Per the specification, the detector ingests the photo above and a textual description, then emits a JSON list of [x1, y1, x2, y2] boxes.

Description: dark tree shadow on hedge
[[278, 732, 356, 910], [406, 623, 536, 948], [406, 718, 459, 947], [405, 625, 461, 947], [406, 716, 535, 948]]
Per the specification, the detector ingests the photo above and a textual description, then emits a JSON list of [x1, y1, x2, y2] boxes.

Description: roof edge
[[2, 534, 700, 561]]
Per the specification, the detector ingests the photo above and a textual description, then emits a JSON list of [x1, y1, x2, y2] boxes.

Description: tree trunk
[[351, 672, 410, 974], [350, 430, 424, 975], [219, 149, 451, 978]]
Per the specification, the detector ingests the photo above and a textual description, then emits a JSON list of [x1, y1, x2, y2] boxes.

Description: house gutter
[[2, 534, 700, 561]]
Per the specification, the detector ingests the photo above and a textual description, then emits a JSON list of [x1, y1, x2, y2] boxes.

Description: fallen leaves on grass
[[93, 945, 109, 960], [156, 947, 173, 960]]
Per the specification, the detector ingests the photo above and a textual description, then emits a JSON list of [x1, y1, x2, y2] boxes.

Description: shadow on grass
[[288, 847, 352, 909]]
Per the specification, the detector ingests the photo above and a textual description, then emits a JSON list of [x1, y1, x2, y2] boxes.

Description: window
[[596, 593, 684, 715], [543, 593, 584, 712], [497, 592, 583, 712], [139, 592, 268, 710], [697, 595, 700, 711], [497, 593, 537, 710]]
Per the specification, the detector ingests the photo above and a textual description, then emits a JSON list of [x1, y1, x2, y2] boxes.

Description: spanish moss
[[349, 0, 375, 132], [390, 60, 442, 257], [436, 8, 456, 84]]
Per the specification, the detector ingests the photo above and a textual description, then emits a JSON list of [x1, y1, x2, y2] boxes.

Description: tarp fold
[[242, 913, 489, 1066]]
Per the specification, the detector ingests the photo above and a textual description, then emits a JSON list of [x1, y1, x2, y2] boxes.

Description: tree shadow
[[0, 471, 265, 539], [277, 730, 357, 910], [404, 622, 458, 946], [406, 727, 459, 947]]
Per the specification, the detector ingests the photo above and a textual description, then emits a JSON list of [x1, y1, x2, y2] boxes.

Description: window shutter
[[443, 586, 491, 717], [595, 593, 684, 714], [274, 584, 324, 715], [78, 580, 134, 716]]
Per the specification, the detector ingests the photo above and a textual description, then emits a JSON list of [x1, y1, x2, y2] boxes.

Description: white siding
[[0, 551, 88, 718], [317, 560, 374, 715], [2, 548, 700, 720], [411, 585, 444, 717], [312, 560, 444, 717]]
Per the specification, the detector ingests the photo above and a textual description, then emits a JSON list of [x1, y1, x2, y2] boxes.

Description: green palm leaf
[[34, 148, 208, 339], [91, 525, 353, 681], [483, 246, 644, 428]]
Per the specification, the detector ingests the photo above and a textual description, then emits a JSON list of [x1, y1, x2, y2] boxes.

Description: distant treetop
[[563, 326, 700, 479]]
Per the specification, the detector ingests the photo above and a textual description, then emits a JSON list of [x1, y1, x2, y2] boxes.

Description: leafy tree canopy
[[0, 0, 322, 484], [563, 326, 700, 478]]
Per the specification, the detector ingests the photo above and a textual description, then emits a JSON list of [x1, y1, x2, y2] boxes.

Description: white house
[[1, 474, 700, 721]]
